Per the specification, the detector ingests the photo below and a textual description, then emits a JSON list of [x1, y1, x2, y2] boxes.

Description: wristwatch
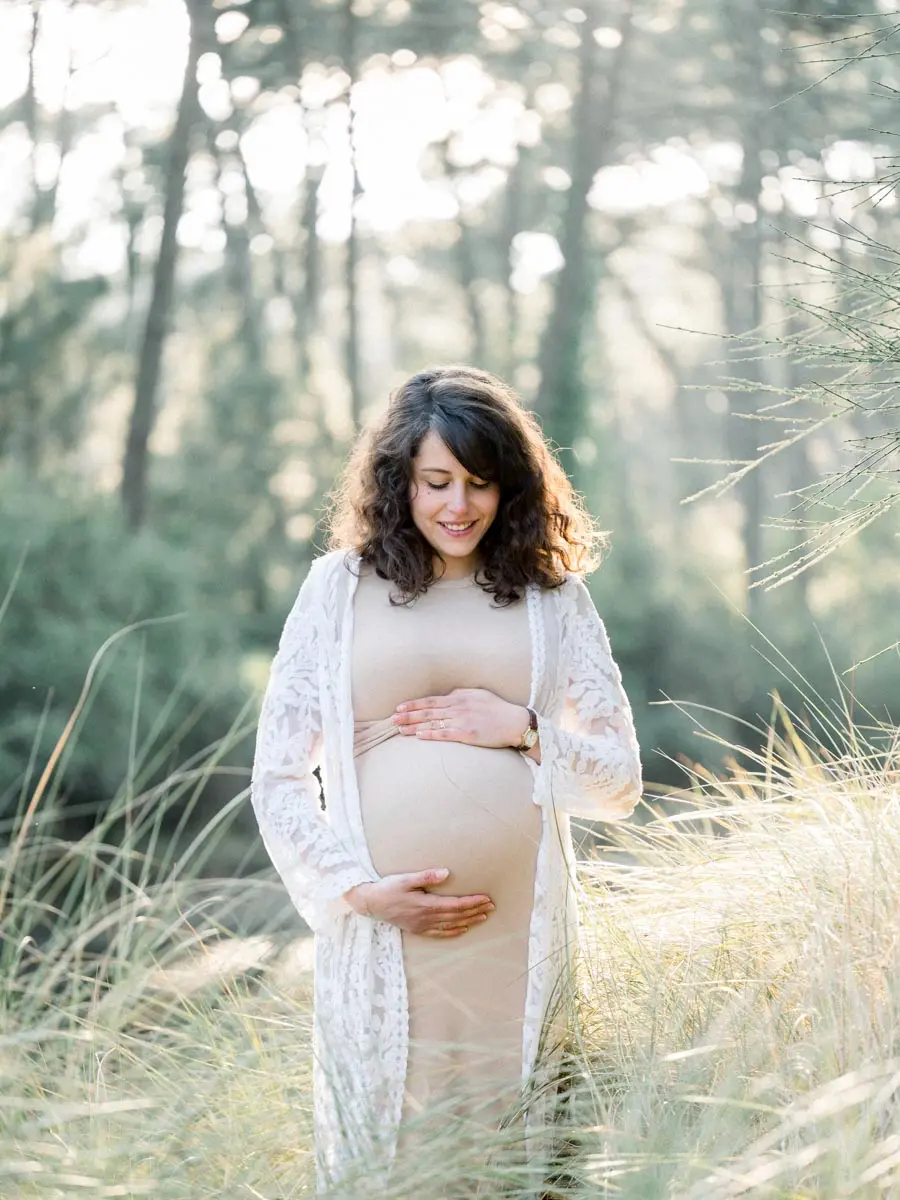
[[516, 707, 539, 752]]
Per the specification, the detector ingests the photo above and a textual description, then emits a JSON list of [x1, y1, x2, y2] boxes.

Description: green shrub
[[0, 472, 248, 828]]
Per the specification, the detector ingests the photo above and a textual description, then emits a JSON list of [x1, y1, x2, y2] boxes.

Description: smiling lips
[[438, 521, 477, 537]]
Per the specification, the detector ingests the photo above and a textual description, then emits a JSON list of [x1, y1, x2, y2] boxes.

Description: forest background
[[2, 0, 898, 887]]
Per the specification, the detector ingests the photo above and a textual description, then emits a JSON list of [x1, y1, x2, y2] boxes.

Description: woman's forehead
[[412, 430, 464, 469], [412, 426, 499, 480]]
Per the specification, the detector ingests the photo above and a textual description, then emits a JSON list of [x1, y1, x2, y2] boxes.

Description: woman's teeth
[[440, 521, 476, 535]]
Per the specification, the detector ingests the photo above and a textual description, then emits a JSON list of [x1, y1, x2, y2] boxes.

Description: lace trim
[[522, 583, 551, 1087], [525, 582, 545, 709], [339, 556, 409, 1171]]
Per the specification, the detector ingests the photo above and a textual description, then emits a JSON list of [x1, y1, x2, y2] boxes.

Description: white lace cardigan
[[250, 549, 642, 1188]]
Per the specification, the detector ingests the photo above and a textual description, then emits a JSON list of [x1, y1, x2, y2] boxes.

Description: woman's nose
[[446, 485, 468, 514]]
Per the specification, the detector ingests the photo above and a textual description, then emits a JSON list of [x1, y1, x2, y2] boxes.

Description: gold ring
[[439, 718, 446, 730]]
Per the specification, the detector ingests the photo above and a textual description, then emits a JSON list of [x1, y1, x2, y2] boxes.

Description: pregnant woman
[[250, 365, 642, 1194]]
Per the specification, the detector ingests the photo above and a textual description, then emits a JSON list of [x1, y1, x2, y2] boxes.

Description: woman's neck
[[433, 555, 479, 581]]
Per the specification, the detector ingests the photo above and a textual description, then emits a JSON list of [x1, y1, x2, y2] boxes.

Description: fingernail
[[396, 704, 407, 713]]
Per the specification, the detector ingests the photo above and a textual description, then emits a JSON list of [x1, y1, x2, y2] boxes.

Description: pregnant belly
[[357, 737, 541, 898]]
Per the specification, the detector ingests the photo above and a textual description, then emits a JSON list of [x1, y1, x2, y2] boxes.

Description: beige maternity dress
[[351, 565, 541, 1139]]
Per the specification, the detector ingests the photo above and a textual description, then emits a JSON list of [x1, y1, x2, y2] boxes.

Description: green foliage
[[593, 539, 753, 777], [593, 518, 898, 785], [0, 472, 248, 826], [0, 232, 107, 470]]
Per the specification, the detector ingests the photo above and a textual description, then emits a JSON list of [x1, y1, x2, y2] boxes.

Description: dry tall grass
[[2, 702, 898, 1198]]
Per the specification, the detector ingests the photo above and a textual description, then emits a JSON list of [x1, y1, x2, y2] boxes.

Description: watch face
[[523, 727, 538, 749]]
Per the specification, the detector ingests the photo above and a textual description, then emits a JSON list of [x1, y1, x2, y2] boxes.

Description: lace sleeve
[[250, 561, 376, 932], [532, 576, 642, 821]]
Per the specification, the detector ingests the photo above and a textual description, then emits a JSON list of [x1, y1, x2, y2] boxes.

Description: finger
[[400, 868, 451, 890], [395, 696, 449, 714], [413, 719, 476, 740], [420, 891, 492, 909], [393, 707, 448, 727], [414, 727, 473, 742], [430, 914, 489, 933], [427, 906, 493, 926], [393, 709, 431, 727], [422, 894, 494, 915]]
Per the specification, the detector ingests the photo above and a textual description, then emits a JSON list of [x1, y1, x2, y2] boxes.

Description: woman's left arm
[[392, 576, 642, 821], [532, 575, 642, 821]]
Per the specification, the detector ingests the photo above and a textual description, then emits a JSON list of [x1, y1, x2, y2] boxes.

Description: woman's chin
[[434, 534, 483, 558]]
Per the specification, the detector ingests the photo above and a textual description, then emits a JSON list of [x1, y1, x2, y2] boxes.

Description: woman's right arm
[[251, 561, 378, 932]]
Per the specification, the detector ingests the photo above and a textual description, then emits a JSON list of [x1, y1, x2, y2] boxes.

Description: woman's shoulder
[[307, 546, 361, 580], [535, 570, 591, 601], [545, 572, 604, 624], [290, 548, 360, 607]]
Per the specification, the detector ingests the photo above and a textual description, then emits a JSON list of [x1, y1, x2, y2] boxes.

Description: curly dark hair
[[327, 365, 604, 605]]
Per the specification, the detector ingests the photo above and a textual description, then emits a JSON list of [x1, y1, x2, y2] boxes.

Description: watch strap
[[516, 707, 538, 750]]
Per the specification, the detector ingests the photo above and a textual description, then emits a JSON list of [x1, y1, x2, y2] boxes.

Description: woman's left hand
[[392, 688, 529, 749]]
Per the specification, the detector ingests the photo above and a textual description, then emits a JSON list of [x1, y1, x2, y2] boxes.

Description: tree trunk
[[501, 133, 529, 380], [120, 3, 202, 531], [343, 0, 363, 429], [213, 137, 264, 370], [16, 0, 76, 471], [275, 0, 321, 385], [779, 44, 813, 617], [722, 7, 767, 622], [536, 0, 633, 476], [503, 169, 522, 379], [438, 140, 489, 367], [299, 162, 324, 382], [32, 0, 75, 232], [19, 2, 42, 469], [24, 1, 39, 230]]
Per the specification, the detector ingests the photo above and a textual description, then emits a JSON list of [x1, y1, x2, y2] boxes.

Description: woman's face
[[409, 430, 500, 576]]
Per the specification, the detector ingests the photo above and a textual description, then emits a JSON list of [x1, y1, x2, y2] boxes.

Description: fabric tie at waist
[[353, 716, 401, 758]]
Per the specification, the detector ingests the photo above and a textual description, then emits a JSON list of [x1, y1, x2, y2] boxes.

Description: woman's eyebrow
[[416, 464, 491, 481]]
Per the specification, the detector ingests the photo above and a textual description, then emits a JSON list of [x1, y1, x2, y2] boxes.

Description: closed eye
[[425, 480, 492, 491]]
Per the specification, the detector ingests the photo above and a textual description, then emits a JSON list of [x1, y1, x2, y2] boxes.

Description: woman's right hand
[[344, 868, 494, 937]]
